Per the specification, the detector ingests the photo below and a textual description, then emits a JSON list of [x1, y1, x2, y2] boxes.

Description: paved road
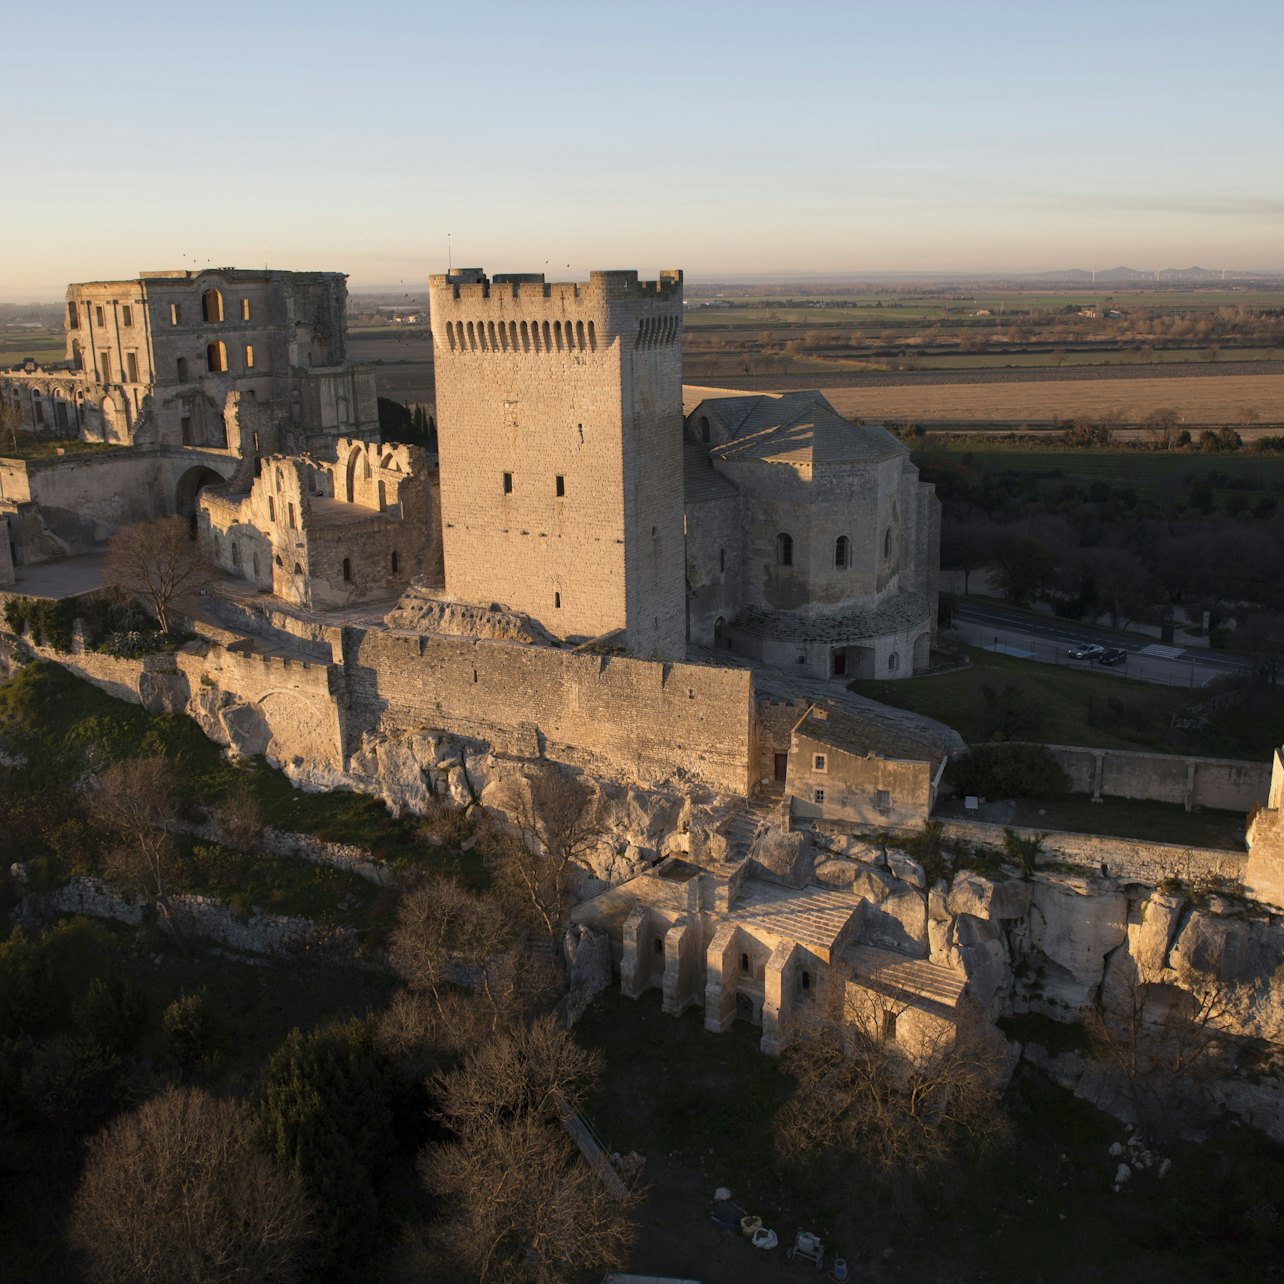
[[952, 601, 1251, 689]]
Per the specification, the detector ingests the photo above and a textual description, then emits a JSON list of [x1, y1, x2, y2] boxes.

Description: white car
[[1067, 643, 1105, 661]]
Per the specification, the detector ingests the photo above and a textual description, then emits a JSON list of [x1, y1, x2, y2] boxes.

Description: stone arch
[[202, 288, 223, 322], [175, 465, 223, 534], [344, 444, 363, 502], [776, 532, 793, 567], [835, 535, 850, 569]]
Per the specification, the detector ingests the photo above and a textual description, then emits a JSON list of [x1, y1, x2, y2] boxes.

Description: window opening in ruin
[[377, 480, 387, 511], [68, 302, 79, 329], [884, 527, 892, 558], [275, 555, 283, 567], [206, 341, 228, 374], [231, 543, 240, 567], [651, 526, 657, 538], [587, 321, 596, 351], [542, 321, 552, 350], [801, 970, 811, 991], [654, 937, 663, 955], [33, 399, 44, 426], [95, 305, 105, 327], [55, 398, 69, 431], [714, 616, 725, 646], [288, 502, 296, 529], [202, 289, 223, 323], [687, 688, 695, 699], [244, 344, 254, 369], [240, 298, 250, 321], [181, 416, 193, 445], [555, 475, 565, 498], [252, 553, 259, 578], [170, 303, 181, 326], [740, 953, 750, 973], [776, 532, 793, 566], [554, 591, 561, 609], [520, 321, 530, 352], [267, 496, 275, 522], [176, 356, 188, 380], [883, 1011, 898, 1042], [390, 551, 399, 573], [719, 548, 725, 573], [126, 352, 139, 383], [254, 457, 261, 477], [445, 322, 456, 352], [487, 321, 498, 350], [814, 788, 825, 804], [575, 320, 585, 350], [467, 321, 476, 350], [888, 652, 899, 671], [553, 320, 563, 350], [814, 754, 826, 771], [121, 305, 133, 327], [835, 535, 850, 569], [293, 562, 302, 575], [71, 341, 83, 370], [342, 557, 351, 581], [472, 668, 477, 683], [502, 472, 513, 495], [876, 789, 890, 815], [99, 351, 111, 380]]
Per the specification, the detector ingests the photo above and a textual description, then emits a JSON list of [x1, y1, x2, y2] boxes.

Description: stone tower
[[428, 267, 686, 658]]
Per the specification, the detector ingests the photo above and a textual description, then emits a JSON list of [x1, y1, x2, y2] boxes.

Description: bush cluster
[[947, 742, 1070, 800]]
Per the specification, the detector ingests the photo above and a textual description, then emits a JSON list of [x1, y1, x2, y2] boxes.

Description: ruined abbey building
[[1, 268, 381, 582]]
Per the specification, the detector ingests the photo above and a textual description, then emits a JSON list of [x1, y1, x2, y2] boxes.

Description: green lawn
[[1008, 795, 1248, 848], [849, 646, 1280, 760]]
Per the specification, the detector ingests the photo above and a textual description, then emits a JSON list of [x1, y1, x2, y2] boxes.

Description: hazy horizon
[[2, 0, 1281, 302]]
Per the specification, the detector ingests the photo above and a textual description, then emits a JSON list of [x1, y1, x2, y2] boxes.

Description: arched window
[[292, 562, 302, 575], [554, 591, 562, 609], [176, 356, 188, 380], [542, 321, 552, 350], [884, 527, 892, 558], [342, 557, 352, 582], [587, 320, 596, 351], [888, 652, 899, 672], [520, 321, 530, 352], [801, 970, 811, 991], [653, 936, 663, 955], [576, 320, 586, 350], [740, 952, 750, 973], [776, 532, 793, 567], [390, 550, 399, 573], [206, 341, 227, 373], [835, 535, 850, 569], [202, 289, 223, 323]]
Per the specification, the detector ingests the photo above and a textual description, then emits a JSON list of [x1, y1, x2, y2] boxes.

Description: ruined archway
[[175, 465, 223, 536]]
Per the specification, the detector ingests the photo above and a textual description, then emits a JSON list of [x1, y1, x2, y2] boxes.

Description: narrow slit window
[[125, 352, 139, 383], [502, 472, 513, 494], [170, 303, 181, 326], [94, 305, 105, 327], [740, 952, 750, 973], [240, 298, 250, 321], [243, 344, 254, 369], [554, 591, 561, 609], [555, 474, 565, 497], [342, 557, 352, 581], [390, 550, 399, 573], [121, 305, 133, 327]]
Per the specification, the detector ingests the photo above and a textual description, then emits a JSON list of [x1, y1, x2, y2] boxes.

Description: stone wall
[[929, 817, 1247, 886], [343, 626, 754, 795], [788, 727, 935, 830], [1042, 743, 1269, 812]]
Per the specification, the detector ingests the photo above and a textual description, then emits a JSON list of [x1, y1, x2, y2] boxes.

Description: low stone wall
[[27, 875, 363, 962], [928, 818, 1247, 886], [187, 819, 392, 886], [1039, 744, 1269, 813]]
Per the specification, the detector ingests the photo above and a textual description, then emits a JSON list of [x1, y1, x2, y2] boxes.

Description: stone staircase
[[721, 808, 762, 864]]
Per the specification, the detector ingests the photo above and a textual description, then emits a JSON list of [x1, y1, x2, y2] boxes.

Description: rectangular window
[[813, 754, 827, 772], [67, 302, 79, 330], [170, 303, 181, 326], [240, 298, 250, 321], [555, 474, 565, 497], [125, 351, 139, 383], [243, 344, 254, 369], [288, 503, 296, 529], [813, 788, 825, 804], [33, 400, 45, 425], [502, 472, 513, 494], [875, 789, 890, 815], [181, 416, 192, 445], [99, 351, 111, 380], [94, 305, 105, 327], [121, 305, 133, 327]]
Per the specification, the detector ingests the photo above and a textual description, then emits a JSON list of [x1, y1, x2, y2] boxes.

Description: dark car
[[1098, 648, 1127, 666], [1067, 643, 1105, 661]]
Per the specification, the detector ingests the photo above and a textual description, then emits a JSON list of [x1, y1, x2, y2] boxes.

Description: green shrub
[[74, 975, 146, 1056], [163, 989, 217, 1073], [947, 742, 1070, 800], [1002, 826, 1046, 876]]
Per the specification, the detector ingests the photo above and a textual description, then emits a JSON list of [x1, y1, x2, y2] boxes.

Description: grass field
[[848, 646, 1281, 760], [818, 372, 1284, 425], [0, 324, 65, 367]]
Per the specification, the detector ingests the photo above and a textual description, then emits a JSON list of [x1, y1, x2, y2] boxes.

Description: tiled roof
[[842, 943, 968, 1011], [731, 590, 930, 643], [693, 391, 906, 467], [727, 877, 863, 953], [683, 441, 738, 505], [794, 703, 946, 771]]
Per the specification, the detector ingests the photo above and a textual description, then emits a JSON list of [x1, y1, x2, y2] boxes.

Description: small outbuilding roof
[[792, 703, 947, 773], [692, 391, 906, 467], [683, 441, 738, 505]]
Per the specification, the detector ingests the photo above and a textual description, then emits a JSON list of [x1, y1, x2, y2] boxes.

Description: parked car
[[1067, 643, 1105, 660], [1098, 648, 1127, 666]]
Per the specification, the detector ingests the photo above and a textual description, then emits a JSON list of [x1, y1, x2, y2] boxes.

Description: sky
[[2, 0, 1281, 299]]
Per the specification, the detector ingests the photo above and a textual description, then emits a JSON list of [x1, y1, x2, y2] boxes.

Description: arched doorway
[[175, 465, 223, 537]]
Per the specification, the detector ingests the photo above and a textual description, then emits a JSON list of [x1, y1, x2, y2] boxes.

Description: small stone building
[[1246, 746, 1284, 910], [683, 390, 939, 678], [785, 703, 948, 830]]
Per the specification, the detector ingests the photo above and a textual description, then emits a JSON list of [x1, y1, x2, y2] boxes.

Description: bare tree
[[1087, 968, 1233, 1143], [103, 514, 215, 634], [90, 755, 187, 951], [0, 394, 23, 454], [68, 1086, 314, 1284], [775, 974, 1007, 1206], [494, 767, 604, 935], [212, 779, 265, 852], [414, 1016, 638, 1283]]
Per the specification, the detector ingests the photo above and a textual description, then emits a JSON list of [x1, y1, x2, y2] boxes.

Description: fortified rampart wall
[[342, 627, 754, 795], [1040, 743, 1269, 812]]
